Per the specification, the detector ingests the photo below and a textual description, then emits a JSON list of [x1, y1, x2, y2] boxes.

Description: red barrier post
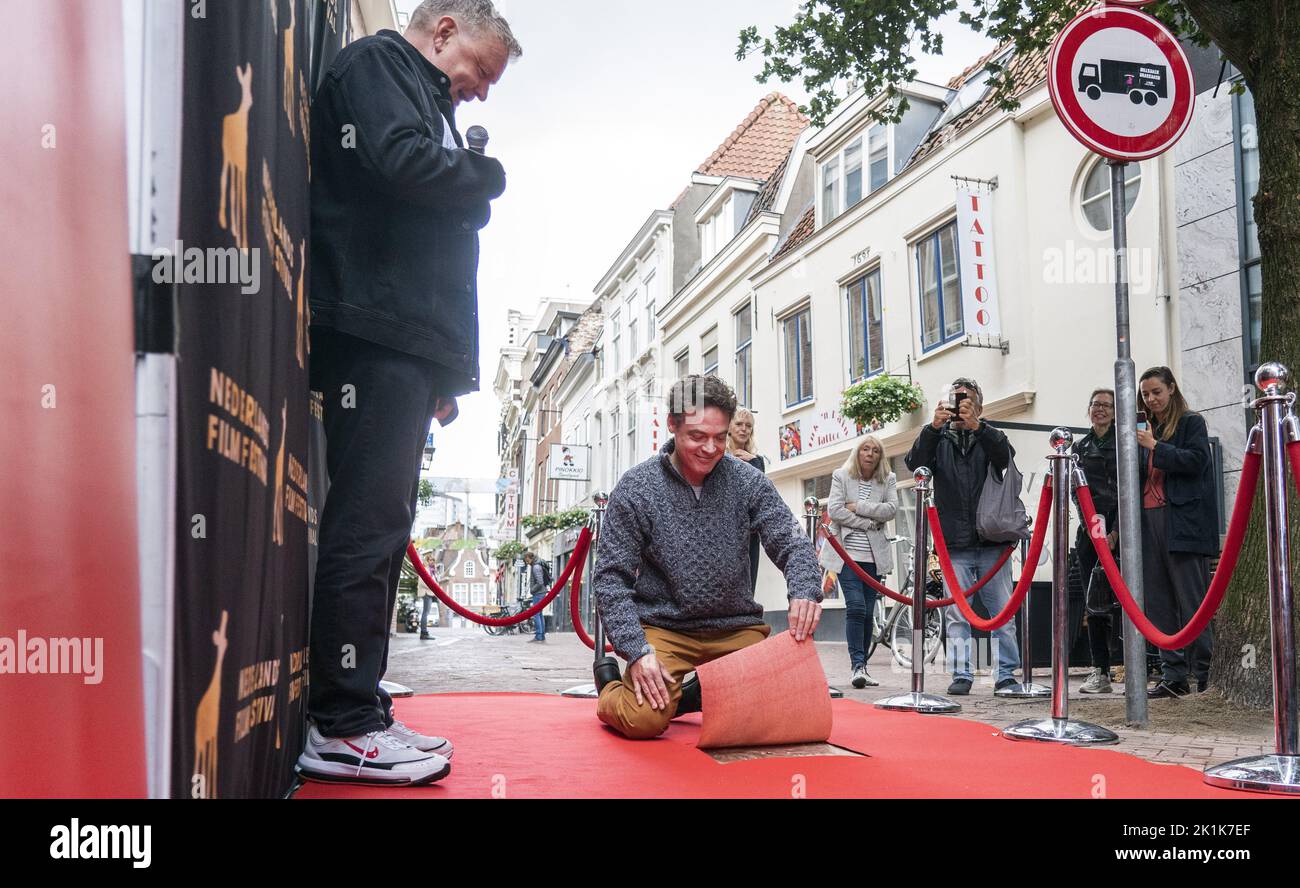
[[1205, 362, 1300, 793], [875, 468, 962, 714], [1004, 429, 1118, 746]]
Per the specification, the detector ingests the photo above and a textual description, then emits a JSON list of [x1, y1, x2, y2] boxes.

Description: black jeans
[[1142, 506, 1213, 685], [307, 328, 452, 737]]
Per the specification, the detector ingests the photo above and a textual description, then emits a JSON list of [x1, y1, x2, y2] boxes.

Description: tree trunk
[[1201, 3, 1300, 709]]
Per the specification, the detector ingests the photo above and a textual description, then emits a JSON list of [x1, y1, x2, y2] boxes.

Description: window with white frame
[[822, 126, 892, 225], [610, 309, 621, 370], [701, 326, 719, 376], [821, 155, 840, 224], [592, 412, 602, 489], [643, 272, 657, 338], [674, 349, 689, 380], [868, 124, 889, 193], [843, 138, 863, 209], [847, 268, 884, 380], [782, 307, 813, 407], [626, 392, 637, 464], [1080, 157, 1141, 231], [700, 196, 736, 265], [452, 583, 468, 603], [464, 559, 476, 578], [917, 221, 963, 351], [609, 408, 621, 476], [734, 302, 753, 407], [470, 583, 487, 606]]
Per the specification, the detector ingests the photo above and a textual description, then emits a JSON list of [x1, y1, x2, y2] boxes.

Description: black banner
[[172, 0, 342, 799]]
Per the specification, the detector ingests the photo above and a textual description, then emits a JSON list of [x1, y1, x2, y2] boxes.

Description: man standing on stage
[[296, 1, 521, 787]]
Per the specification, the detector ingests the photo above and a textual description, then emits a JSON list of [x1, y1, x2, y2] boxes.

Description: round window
[[1079, 158, 1141, 231]]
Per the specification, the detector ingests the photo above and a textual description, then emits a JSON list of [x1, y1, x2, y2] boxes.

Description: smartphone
[[1136, 411, 1147, 432], [949, 391, 968, 415]]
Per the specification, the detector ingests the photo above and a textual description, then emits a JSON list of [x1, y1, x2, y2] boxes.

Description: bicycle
[[863, 536, 945, 669], [482, 596, 537, 636]]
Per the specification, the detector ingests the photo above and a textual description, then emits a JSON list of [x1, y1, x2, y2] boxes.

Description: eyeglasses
[[1089, 401, 1114, 410]]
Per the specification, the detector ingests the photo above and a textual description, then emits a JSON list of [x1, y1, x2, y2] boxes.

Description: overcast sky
[[394, 0, 994, 524]]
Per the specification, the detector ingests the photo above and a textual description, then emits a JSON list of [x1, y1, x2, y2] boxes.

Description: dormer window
[[696, 178, 760, 265], [821, 124, 892, 224]]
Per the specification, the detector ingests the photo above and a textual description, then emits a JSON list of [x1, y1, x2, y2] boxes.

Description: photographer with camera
[[905, 377, 1021, 696]]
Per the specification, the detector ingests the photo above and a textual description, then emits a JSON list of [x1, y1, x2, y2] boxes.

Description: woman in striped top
[[820, 435, 898, 688]]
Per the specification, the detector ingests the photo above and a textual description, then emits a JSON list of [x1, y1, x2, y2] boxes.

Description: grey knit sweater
[[593, 438, 824, 663]]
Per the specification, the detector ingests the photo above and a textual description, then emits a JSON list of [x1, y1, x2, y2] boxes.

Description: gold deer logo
[[283, 0, 296, 136], [295, 240, 308, 369], [272, 400, 287, 546], [193, 610, 229, 799], [219, 63, 253, 248]]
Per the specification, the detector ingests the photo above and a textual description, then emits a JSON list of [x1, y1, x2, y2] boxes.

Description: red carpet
[[294, 693, 1265, 799]]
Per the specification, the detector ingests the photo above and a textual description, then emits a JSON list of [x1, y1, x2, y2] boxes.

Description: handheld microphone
[[466, 125, 489, 154]]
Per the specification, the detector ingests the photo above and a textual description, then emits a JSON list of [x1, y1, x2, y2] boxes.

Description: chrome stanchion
[[1205, 362, 1300, 792], [563, 493, 608, 698], [1004, 430, 1118, 744], [876, 468, 961, 713], [805, 497, 844, 699], [996, 535, 1051, 698]]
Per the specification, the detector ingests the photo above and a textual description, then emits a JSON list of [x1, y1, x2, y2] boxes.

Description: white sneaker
[[296, 724, 450, 786], [1080, 668, 1113, 694], [387, 719, 454, 759], [850, 665, 880, 688], [860, 669, 879, 687]]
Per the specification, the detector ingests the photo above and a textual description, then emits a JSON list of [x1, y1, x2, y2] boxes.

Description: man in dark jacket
[[298, 1, 521, 788], [906, 377, 1021, 695]]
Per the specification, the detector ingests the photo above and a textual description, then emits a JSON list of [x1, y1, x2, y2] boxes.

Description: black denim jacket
[[309, 30, 506, 396]]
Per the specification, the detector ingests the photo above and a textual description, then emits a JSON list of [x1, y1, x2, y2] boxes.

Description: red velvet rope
[[820, 530, 955, 608], [1289, 440, 1300, 501], [569, 557, 614, 653], [926, 482, 1053, 632], [407, 527, 593, 626], [1076, 449, 1260, 650]]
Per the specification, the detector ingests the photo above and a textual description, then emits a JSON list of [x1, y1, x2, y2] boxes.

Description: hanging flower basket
[[840, 375, 925, 429]]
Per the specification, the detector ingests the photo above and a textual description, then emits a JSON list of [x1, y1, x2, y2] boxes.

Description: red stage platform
[[292, 693, 1269, 799]]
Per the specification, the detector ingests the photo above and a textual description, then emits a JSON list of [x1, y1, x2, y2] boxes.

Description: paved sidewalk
[[383, 625, 1274, 772]]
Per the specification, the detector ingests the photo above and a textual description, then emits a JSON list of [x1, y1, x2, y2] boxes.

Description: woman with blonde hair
[[728, 407, 767, 593], [819, 435, 897, 688]]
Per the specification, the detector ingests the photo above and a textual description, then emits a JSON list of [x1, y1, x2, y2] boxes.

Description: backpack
[[540, 561, 553, 588], [976, 457, 1032, 543]]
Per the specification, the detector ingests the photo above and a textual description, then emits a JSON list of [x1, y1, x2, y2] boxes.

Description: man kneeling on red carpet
[[591, 375, 823, 739]]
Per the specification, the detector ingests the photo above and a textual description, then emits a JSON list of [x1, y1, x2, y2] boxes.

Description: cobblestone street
[[384, 624, 1275, 772]]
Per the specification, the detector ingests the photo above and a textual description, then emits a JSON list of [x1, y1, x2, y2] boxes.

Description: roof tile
[[696, 93, 809, 181]]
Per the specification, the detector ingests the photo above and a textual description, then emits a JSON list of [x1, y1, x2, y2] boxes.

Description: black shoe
[[676, 674, 702, 715], [419, 634, 433, 641], [947, 678, 972, 696], [994, 678, 1018, 692], [593, 656, 622, 694], [1147, 679, 1190, 699]]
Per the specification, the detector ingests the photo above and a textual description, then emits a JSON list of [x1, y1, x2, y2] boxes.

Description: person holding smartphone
[[905, 377, 1021, 695], [1071, 389, 1121, 693], [1137, 366, 1218, 698]]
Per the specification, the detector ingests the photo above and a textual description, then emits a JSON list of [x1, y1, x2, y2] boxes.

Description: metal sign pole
[[877, 468, 960, 713], [1004, 430, 1118, 744], [1205, 364, 1300, 792], [997, 531, 1051, 698], [1108, 159, 1149, 728]]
